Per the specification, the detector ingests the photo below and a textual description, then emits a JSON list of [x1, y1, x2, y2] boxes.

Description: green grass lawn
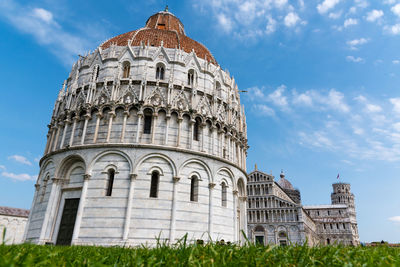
[[0, 242, 399, 266]]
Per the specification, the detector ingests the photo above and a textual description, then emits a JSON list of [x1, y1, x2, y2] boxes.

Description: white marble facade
[[24, 10, 248, 246], [247, 169, 359, 246], [0, 213, 28, 244]]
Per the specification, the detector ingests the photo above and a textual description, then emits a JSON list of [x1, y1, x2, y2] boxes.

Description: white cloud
[[393, 122, 400, 132], [366, 9, 384, 22], [393, 60, 400, 64], [1, 172, 36, 182], [292, 91, 313, 106], [8, 155, 32, 166], [388, 24, 400, 35], [366, 104, 382, 113], [217, 13, 233, 33], [325, 89, 350, 112], [284, 12, 300, 27], [299, 131, 334, 149], [390, 98, 400, 114], [274, 0, 288, 8], [266, 16, 277, 34], [346, 55, 364, 63], [32, 8, 54, 24], [344, 18, 358, 28], [347, 38, 368, 50], [268, 85, 289, 108], [391, 3, 400, 17], [247, 86, 266, 101], [0, 0, 103, 65], [317, 0, 341, 14], [0, 165, 5, 170], [329, 11, 342, 19], [388, 216, 400, 223], [253, 104, 275, 117]]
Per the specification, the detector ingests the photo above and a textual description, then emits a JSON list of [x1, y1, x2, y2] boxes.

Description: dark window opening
[[157, 23, 166, 30], [106, 169, 115, 196], [150, 171, 159, 198], [193, 118, 200, 141], [221, 182, 227, 207], [156, 66, 165, 80], [188, 70, 194, 86], [122, 62, 130, 78], [144, 114, 152, 134], [190, 176, 199, 202]]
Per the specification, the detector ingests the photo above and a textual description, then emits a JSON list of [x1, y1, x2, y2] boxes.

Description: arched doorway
[[254, 225, 265, 245], [52, 156, 86, 245]]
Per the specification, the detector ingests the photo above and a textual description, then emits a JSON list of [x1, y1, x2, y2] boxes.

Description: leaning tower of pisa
[[24, 7, 248, 246]]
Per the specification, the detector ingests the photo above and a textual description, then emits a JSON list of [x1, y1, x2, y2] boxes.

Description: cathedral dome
[[100, 8, 217, 65], [278, 171, 295, 190]]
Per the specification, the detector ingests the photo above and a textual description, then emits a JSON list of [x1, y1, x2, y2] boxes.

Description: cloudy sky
[[0, 0, 399, 243]]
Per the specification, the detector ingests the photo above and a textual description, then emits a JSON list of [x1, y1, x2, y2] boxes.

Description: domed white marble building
[[24, 8, 248, 246]]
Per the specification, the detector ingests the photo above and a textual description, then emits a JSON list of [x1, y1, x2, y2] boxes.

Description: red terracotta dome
[[100, 8, 217, 65]]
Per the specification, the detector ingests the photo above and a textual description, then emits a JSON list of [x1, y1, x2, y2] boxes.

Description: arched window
[[150, 171, 159, 198], [193, 118, 200, 141], [187, 69, 195, 86], [190, 175, 199, 202], [221, 182, 227, 207], [327, 238, 330, 245], [122, 61, 130, 78], [143, 109, 152, 134], [106, 169, 115, 196], [156, 64, 165, 80]]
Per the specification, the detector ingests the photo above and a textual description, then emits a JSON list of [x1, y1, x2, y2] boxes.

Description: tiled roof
[[100, 11, 217, 65], [0, 206, 30, 218], [303, 204, 347, 209]]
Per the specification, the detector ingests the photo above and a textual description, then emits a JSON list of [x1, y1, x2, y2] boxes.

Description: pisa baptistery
[[24, 8, 248, 246]]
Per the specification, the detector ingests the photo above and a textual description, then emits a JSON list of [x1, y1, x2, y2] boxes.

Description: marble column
[[60, 118, 70, 149], [80, 114, 91, 145], [151, 113, 158, 144], [136, 112, 143, 143], [164, 114, 170, 145], [69, 116, 79, 146], [169, 176, 180, 243], [201, 123, 206, 152], [38, 177, 61, 244], [52, 125, 61, 152], [208, 182, 216, 241], [71, 174, 91, 244], [123, 174, 137, 240], [189, 120, 194, 149], [176, 116, 182, 147], [93, 113, 102, 143], [120, 111, 129, 143], [106, 110, 116, 143]]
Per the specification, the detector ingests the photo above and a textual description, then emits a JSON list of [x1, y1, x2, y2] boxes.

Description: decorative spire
[[255, 163, 257, 170], [280, 169, 285, 179], [165, 5, 169, 12]]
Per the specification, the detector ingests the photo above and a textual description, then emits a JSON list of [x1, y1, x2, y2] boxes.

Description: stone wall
[[0, 215, 28, 244]]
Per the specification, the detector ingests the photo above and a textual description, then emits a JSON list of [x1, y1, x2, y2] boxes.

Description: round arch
[[88, 150, 133, 176], [55, 154, 86, 179], [133, 153, 177, 177], [178, 158, 212, 182]]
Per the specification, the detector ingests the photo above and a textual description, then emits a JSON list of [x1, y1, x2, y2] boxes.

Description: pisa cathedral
[[22, 7, 359, 247], [247, 168, 360, 246], [24, 8, 248, 246]]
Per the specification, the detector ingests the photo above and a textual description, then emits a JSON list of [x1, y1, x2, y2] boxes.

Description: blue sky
[[0, 0, 399, 243]]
